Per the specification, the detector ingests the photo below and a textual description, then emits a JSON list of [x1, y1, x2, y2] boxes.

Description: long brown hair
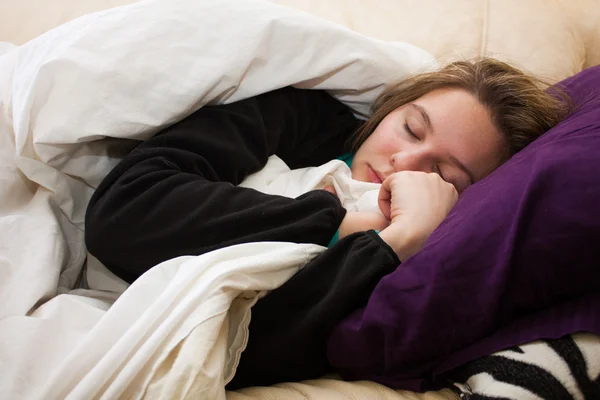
[[352, 58, 571, 157]]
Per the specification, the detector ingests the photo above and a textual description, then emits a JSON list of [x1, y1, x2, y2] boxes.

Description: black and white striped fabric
[[445, 333, 600, 400]]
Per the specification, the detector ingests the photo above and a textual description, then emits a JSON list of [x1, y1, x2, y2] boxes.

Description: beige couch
[[1, 1, 598, 399]]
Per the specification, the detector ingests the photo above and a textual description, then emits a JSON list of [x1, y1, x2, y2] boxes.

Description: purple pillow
[[327, 65, 600, 390]]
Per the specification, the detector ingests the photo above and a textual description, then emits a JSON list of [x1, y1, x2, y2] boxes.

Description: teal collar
[[337, 152, 354, 168]]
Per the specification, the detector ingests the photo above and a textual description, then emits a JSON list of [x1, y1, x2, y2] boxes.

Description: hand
[[338, 211, 390, 239], [377, 171, 458, 260], [323, 185, 337, 195]]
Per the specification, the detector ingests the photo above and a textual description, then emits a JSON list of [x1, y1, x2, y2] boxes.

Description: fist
[[377, 171, 458, 258]]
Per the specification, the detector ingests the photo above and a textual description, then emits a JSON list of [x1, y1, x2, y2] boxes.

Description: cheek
[[367, 119, 402, 152]]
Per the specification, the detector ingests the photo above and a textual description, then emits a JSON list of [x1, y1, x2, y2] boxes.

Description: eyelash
[[434, 164, 445, 180], [403, 122, 418, 140]]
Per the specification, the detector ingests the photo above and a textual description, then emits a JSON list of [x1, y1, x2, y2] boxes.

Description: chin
[[351, 162, 372, 183], [348, 166, 361, 182]]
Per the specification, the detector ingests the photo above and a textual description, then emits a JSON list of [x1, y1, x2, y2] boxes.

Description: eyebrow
[[409, 103, 433, 132], [449, 155, 475, 185]]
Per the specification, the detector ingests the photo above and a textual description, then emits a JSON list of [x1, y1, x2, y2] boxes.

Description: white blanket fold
[[0, 0, 435, 398]]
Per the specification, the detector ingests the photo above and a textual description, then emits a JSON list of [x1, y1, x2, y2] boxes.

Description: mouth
[[367, 165, 383, 184]]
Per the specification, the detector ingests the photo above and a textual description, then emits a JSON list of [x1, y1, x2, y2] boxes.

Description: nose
[[390, 149, 433, 173]]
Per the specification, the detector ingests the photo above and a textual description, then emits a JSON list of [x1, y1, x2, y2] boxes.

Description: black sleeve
[[85, 87, 359, 283], [227, 230, 400, 389]]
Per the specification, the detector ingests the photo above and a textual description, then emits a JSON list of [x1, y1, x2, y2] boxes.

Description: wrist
[[338, 213, 356, 240], [378, 224, 424, 261]]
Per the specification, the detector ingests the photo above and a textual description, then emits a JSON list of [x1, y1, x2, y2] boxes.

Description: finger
[[378, 199, 391, 221], [380, 173, 396, 192], [378, 184, 392, 220]]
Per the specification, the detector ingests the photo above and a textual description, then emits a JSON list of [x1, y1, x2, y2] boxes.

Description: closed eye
[[403, 122, 419, 140], [434, 165, 466, 193], [434, 164, 445, 181]]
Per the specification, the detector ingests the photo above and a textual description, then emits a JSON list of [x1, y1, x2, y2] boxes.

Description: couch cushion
[[271, 0, 593, 82], [1, 0, 598, 82]]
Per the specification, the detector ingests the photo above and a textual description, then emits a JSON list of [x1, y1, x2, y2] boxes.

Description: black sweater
[[85, 87, 400, 388]]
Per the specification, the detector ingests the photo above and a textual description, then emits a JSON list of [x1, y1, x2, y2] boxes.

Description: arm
[[85, 87, 359, 282], [227, 230, 400, 389], [229, 171, 458, 388], [326, 171, 460, 386]]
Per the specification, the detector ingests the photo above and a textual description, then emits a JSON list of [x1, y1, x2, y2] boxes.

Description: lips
[[367, 166, 383, 184]]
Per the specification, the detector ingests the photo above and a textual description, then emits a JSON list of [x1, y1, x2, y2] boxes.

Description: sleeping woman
[[84, 58, 569, 388]]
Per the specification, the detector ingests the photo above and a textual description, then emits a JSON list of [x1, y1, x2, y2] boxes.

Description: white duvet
[[0, 0, 435, 398], [239, 155, 383, 214]]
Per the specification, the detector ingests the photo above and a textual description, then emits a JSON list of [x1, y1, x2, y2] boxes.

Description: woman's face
[[352, 88, 506, 193]]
